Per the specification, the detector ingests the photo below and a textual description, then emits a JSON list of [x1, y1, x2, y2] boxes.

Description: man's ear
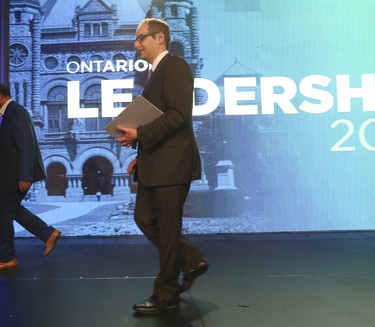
[[157, 32, 165, 45]]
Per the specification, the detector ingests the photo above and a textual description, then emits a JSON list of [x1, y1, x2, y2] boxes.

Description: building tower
[[9, 0, 43, 133], [148, 0, 203, 82]]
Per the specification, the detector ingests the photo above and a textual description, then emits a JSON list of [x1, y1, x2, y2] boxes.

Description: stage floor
[[1, 232, 375, 327]]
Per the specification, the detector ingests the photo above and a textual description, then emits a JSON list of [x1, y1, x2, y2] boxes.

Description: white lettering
[[103, 60, 116, 73], [93, 61, 104, 72], [66, 59, 150, 74], [359, 118, 375, 151], [336, 74, 375, 112], [261, 77, 298, 114], [67, 81, 98, 118], [116, 60, 128, 72], [299, 75, 334, 114], [134, 60, 150, 72], [64, 74, 375, 118], [81, 61, 93, 73], [193, 78, 221, 115], [101, 79, 134, 117], [66, 62, 80, 74], [224, 77, 258, 115]]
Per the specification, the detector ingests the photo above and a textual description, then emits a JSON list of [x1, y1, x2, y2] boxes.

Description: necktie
[[147, 69, 153, 83], [0, 114, 3, 127]]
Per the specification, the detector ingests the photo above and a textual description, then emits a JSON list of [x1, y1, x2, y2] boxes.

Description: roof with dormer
[[40, 0, 151, 26], [81, 0, 112, 12], [11, 0, 41, 5], [215, 58, 262, 107], [11, 0, 42, 11], [215, 58, 262, 85]]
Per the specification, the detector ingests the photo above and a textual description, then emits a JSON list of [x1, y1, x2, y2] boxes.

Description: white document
[[104, 95, 163, 138]]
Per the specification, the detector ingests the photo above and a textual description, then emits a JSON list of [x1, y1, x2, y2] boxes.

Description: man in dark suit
[[116, 18, 208, 315], [0, 83, 61, 270]]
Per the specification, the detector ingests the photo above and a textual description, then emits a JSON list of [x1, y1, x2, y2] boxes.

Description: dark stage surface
[[1, 232, 375, 327]]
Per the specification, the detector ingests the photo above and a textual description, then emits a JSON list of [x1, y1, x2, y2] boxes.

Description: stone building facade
[[9, 0, 208, 202]]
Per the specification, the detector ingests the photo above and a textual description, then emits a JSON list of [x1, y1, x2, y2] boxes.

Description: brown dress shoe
[[0, 258, 18, 270], [43, 229, 61, 257]]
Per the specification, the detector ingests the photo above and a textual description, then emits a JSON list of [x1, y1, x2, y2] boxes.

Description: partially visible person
[[116, 18, 208, 315], [96, 191, 102, 202], [0, 83, 61, 270]]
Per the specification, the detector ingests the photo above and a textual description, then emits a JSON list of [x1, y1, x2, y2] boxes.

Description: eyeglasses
[[134, 32, 160, 43]]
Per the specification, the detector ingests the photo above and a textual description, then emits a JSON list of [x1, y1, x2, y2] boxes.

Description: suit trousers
[[134, 182, 204, 300], [0, 190, 54, 261]]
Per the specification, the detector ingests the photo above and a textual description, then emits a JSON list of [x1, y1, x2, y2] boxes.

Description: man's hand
[[116, 125, 138, 147], [127, 158, 137, 174], [18, 181, 31, 193]]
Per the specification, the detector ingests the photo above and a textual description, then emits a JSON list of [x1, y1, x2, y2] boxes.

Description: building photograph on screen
[[6, 0, 375, 237]]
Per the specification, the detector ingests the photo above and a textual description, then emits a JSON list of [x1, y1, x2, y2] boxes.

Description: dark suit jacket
[[0, 100, 46, 193], [136, 53, 201, 187]]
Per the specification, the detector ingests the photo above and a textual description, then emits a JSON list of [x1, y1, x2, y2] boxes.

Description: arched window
[[90, 54, 103, 62], [83, 23, 109, 37], [171, 5, 178, 17], [14, 11, 22, 23], [46, 162, 67, 196], [170, 41, 184, 57], [67, 55, 81, 65], [102, 23, 109, 36], [93, 23, 100, 36], [113, 53, 126, 62], [23, 81, 27, 107], [84, 84, 110, 131], [15, 83, 20, 103], [45, 56, 59, 70], [47, 86, 68, 133], [82, 156, 114, 195], [84, 23, 91, 36]]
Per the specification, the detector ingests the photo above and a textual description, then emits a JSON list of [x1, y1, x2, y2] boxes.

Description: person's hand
[[127, 158, 137, 174], [18, 181, 31, 193], [116, 125, 138, 147]]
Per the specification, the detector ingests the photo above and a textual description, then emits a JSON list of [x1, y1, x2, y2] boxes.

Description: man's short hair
[[141, 18, 171, 50]]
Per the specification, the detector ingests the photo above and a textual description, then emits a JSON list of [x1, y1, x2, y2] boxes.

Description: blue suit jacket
[[0, 100, 45, 193]]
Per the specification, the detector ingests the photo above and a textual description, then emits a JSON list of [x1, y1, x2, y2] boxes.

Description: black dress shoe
[[133, 295, 179, 315], [180, 260, 209, 293]]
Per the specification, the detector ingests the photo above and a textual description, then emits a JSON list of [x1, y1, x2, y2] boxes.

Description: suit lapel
[[142, 53, 172, 94]]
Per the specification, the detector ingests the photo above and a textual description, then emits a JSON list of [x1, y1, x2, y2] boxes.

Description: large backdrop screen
[[6, 0, 375, 236]]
